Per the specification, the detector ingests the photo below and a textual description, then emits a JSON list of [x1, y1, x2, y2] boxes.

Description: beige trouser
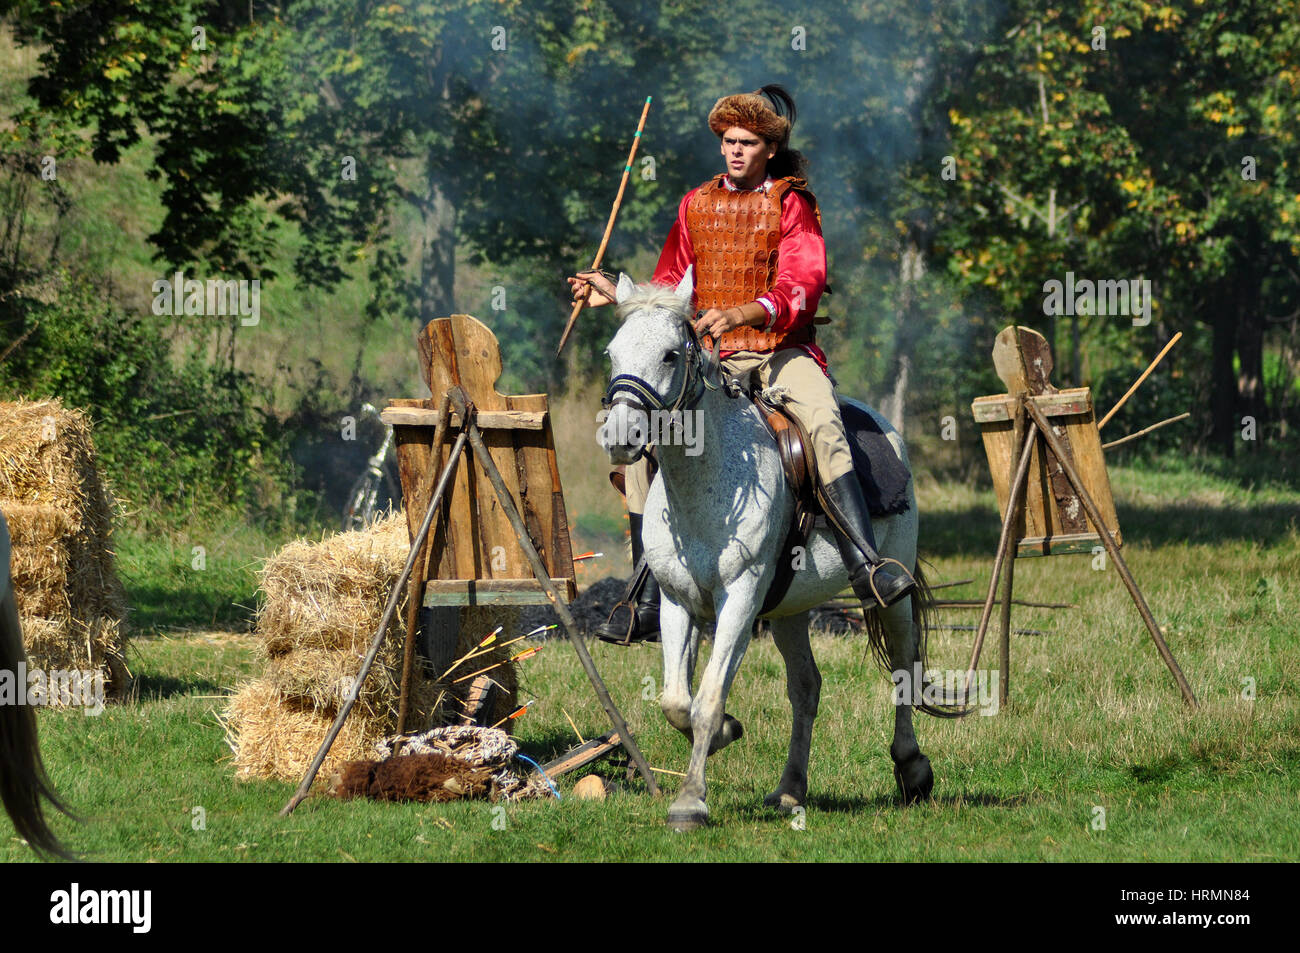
[[624, 347, 855, 514]]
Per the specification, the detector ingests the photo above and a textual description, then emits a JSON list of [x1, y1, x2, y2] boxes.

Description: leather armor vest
[[685, 174, 820, 353]]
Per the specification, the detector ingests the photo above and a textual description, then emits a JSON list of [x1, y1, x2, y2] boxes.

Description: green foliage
[[0, 270, 302, 528], [931, 0, 1300, 447]]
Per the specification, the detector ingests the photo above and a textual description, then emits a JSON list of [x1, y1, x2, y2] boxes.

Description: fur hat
[[708, 87, 793, 146]]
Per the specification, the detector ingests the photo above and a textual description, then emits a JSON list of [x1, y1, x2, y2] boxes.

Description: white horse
[[599, 269, 964, 830]]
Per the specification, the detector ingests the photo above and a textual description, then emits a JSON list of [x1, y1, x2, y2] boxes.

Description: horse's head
[[598, 267, 706, 464]]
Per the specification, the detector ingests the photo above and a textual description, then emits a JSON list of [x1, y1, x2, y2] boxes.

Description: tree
[[932, 0, 1300, 453]]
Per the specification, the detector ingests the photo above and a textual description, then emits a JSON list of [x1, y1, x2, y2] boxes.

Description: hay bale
[[224, 514, 521, 782], [265, 643, 442, 725], [221, 677, 380, 783], [255, 514, 410, 655], [0, 398, 128, 701], [20, 615, 130, 700]]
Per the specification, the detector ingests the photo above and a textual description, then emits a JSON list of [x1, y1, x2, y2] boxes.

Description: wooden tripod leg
[[998, 402, 1027, 707], [998, 538, 1014, 707], [447, 387, 662, 796], [1024, 401, 1198, 708], [965, 415, 1037, 700]]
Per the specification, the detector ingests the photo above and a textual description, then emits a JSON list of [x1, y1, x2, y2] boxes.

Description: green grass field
[[4, 460, 1297, 862]]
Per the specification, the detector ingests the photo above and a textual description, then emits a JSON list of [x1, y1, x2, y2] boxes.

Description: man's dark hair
[[758, 85, 809, 180]]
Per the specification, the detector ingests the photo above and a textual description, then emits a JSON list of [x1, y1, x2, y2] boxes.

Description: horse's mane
[[614, 284, 691, 325]]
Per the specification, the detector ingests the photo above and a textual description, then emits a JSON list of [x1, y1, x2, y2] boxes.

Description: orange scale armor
[[685, 174, 817, 353]]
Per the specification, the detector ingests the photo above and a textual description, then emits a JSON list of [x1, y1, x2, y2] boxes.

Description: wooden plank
[[447, 315, 529, 582], [972, 389, 1093, 423], [1038, 414, 1089, 535], [423, 578, 576, 607], [393, 419, 433, 544], [1064, 406, 1122, 546], [540, 410, 577, 590], [380, 407, 547, 430], [433, 321, 479, 581], [540, 730, 622, 778], [1015, 533, 1105, 558], [508, 392, 554, 575], [427, 578, 577, 593]]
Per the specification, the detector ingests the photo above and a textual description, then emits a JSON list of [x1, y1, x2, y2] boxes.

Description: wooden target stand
[[963, 326, 1197, 709], [280, 315, 658, 814]]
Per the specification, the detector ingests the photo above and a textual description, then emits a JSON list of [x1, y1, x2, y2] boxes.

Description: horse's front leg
[[658, 596, 699, 738], [668, 587, 757, 831], [763, 611, 820, 814]]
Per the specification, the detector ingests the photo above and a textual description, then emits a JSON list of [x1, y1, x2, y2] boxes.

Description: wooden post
[[446, 387, 662, 796], [1024, 400, 1198, 707]]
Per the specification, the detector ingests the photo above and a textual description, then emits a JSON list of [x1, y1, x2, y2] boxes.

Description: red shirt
[[651, 176, 829, 373]]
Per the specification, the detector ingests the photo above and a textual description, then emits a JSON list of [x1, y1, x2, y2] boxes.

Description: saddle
[[752, 392, 912, 615]]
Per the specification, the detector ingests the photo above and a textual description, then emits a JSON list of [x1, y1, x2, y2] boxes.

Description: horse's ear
[[674, 265, 695, 305], [615, 272, 638, 305]]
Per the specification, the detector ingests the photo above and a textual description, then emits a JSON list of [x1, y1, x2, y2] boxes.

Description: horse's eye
[[663, 349, 679, 363]]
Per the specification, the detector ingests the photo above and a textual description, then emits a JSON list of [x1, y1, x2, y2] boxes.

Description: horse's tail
[[0, 580, 76, 859], [909, 563, 976, 718], [861, 561, 976, 719]]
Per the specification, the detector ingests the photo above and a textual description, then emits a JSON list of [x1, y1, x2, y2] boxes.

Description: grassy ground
[[4, 461, 1297, 862]]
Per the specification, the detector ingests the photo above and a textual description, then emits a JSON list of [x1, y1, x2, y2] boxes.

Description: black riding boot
[[595, 513, 661, 644], [820, 472, 916, 608]]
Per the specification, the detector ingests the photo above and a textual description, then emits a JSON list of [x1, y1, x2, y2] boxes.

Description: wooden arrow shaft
[[1098, 331, 1181, 430], [556, 96, 653, 356]]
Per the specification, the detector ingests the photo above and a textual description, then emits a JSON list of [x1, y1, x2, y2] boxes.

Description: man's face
[[720, 126, 776, 188]]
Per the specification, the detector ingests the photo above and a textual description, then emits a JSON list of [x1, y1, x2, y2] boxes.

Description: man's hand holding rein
[[693, 301, 770, 339]]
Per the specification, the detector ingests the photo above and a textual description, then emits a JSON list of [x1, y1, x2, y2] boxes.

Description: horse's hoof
[[893, 752, 934, 805], [667, 808, 709, 832], [762, 791, 804, 814]]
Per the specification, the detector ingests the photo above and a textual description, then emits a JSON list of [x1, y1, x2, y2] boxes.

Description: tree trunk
[[420, 179, 457, 326], [1209, 309, 1237, 455], [1235, 295, 1265, 451]]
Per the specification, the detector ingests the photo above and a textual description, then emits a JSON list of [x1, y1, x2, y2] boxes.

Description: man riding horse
[[570, 84, 915, 644]]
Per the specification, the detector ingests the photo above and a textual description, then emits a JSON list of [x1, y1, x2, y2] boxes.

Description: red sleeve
[[763, 190, 826, 333], [651, 190, 698, 292]]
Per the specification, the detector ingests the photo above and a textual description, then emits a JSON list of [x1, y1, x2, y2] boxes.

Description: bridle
[[602, 309, 725, 422]]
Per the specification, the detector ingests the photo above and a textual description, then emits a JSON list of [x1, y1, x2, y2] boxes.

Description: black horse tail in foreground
[[0, 512, 74, 859]]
